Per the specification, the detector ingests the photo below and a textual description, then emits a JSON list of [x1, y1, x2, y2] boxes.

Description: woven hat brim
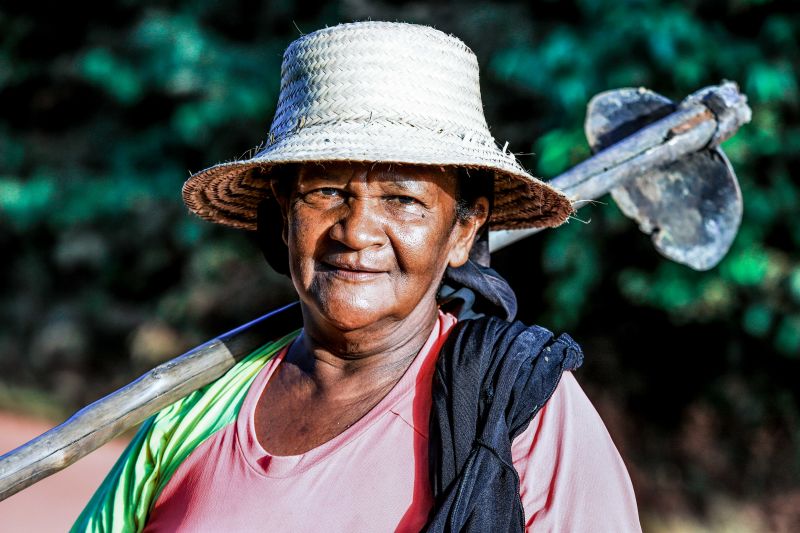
[[183, 122, 574, 231]]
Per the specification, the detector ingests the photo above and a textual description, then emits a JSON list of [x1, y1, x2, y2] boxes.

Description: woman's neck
[[287, 299, 440, 399]]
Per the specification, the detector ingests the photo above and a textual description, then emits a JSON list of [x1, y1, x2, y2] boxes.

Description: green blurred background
[[1, 0, 798, 530]]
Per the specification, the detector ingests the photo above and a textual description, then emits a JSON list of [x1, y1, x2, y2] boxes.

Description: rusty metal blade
[[584, 87, 743, 270], [585, 87, 676, 152], [609, 148, 742, 270]]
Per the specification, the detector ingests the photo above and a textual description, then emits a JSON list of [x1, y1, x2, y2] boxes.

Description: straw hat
[[182, 21, 574, 231]]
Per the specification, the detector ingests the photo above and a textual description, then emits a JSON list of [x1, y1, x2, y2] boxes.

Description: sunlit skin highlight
[[253, 162, 488, 455]]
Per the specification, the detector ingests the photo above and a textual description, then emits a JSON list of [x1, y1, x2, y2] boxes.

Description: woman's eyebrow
[[378, 178, 431, 195], [297, 172, 350, 186]]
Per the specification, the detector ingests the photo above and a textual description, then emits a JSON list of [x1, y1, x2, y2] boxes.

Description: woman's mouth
[[318, 261, 387, 281]]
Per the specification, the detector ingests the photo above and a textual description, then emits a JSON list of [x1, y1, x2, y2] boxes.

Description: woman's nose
[[329, 198, 387, 250]]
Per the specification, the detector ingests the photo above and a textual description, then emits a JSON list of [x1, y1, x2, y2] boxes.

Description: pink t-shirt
[[145, 312, 641, 532]]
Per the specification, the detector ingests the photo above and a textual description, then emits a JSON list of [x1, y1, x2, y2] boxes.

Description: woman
[[73, 21, 640, 532]]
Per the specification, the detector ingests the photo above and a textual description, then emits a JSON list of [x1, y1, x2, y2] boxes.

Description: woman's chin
[[304, 294, 397, 332], [297, 276, 438, 333]]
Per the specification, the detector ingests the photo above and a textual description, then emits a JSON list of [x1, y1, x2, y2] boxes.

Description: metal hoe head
[[585, 86, 745, 271]]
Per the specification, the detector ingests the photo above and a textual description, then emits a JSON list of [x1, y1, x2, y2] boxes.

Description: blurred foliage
[[1, 0, 799, 529]]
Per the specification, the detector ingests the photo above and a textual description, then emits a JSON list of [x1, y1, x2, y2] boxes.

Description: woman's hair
[[454, 167, 494, 225]]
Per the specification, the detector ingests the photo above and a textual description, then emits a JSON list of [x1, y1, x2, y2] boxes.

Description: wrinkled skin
[[254, 162, 488, 455]]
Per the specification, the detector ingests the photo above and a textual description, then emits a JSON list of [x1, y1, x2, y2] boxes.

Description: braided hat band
[[182, 21, 575, 231]]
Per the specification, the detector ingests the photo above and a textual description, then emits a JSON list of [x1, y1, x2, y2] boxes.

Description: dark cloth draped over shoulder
[[438, 259, 517, 322], [425, 261, 584, 533]]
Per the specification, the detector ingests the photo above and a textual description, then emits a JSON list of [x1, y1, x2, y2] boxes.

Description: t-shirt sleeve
[[510, 371, 642, 532]]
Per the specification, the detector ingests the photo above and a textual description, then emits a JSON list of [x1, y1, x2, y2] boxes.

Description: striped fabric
[[70, 331, 300, 533]]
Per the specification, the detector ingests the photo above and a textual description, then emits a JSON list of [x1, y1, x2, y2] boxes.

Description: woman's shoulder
[[510, 371, 612, 462], [510, 372, 642, 532]]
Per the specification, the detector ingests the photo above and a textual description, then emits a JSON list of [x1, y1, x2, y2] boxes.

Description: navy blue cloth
[[429, 256, 583, 532], [424, 316, 584, 532], [439, 260, 518, 322]]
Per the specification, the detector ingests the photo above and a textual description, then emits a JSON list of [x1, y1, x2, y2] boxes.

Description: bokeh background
[[1, 0, 799, 530]]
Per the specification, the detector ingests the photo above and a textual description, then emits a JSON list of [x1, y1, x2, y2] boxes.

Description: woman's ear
[[447, 196, 490, 268]]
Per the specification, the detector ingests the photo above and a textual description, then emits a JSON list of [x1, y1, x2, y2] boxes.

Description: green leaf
[[775, 315, 800, 357], [746, 62, 799, 104], [80, 48, 143, 104], [534, 128, 590, 177], [0, 174, 56, 230], [743, 303, 773, 338]]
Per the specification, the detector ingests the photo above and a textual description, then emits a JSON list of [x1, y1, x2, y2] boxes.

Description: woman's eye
[[385, 195, 426, 216], [389, 195, 419, 206], [304, 187, 342, 200]]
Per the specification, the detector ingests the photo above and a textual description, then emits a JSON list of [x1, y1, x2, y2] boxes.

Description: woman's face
[[273, 162, 487, 332]]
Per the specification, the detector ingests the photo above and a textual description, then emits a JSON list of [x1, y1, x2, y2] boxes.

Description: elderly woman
[[73, 22, 640, 532]]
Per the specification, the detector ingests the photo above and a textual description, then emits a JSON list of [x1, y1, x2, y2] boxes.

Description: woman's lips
[[319, 261, 387, 281]]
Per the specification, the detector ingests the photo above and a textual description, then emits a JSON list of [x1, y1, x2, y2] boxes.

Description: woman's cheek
[[393, 223, 450, 270]]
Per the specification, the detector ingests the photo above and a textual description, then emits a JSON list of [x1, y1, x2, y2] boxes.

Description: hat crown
[[182, 21, 574, 233], [267, 21, 494, 148]]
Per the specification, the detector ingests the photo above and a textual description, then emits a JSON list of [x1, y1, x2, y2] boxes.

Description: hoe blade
[[586, 88, 743, 270]]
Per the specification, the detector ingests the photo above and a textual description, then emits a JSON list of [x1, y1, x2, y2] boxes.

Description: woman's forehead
[[296, 162, 459, 190]]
